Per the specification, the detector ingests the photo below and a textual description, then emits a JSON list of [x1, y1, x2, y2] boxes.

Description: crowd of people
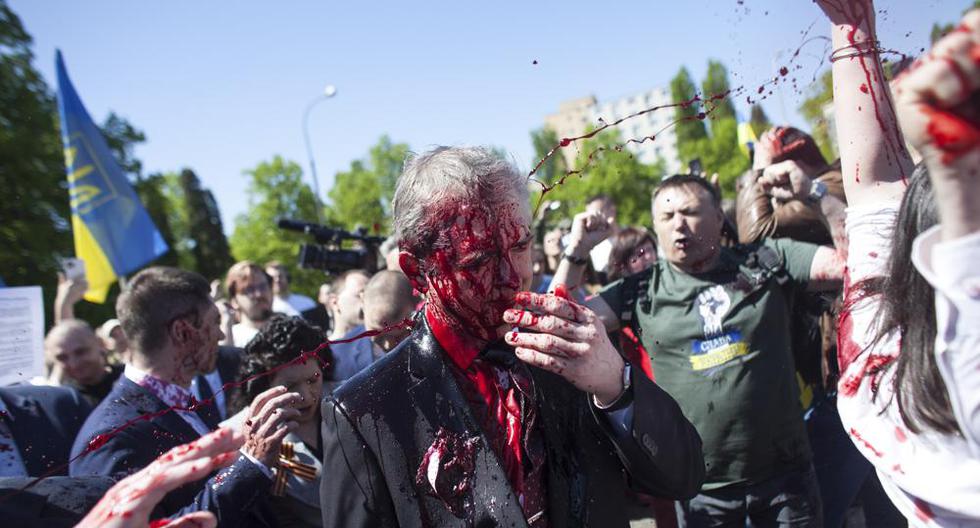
[[0, 2, 977, 527]]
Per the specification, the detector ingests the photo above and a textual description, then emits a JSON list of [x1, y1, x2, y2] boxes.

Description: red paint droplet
[[894, 426, 907, 443], [779, 66, 789, 76], [868, 251, 878, 259], [860, 83, 869, 94], [559, 138, 571, 147], [553, 284, 570, 300], [696, 112, 706, 120]]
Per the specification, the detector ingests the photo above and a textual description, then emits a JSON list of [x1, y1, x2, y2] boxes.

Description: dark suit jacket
[[0, 385, 92, 476], [330, 325, 375, 381], [195, 346, 244, 419], [0, 475, 113, 527], [320, 318, 705, 527], [69, 377, 271, 526]]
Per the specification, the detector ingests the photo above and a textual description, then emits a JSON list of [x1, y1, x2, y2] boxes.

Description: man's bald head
[[44, 320, 106, 385], [362, 271, 417, 352]]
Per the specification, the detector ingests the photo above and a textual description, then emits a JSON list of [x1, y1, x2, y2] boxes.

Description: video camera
[[277, 219, 385, 274]]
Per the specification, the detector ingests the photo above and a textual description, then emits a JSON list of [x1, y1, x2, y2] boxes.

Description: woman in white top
[[808, 1, 980, 525]]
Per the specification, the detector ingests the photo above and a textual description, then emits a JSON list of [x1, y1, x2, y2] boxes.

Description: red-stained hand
[[894, 10, 980, 239], [894, 11, 980, 173], [504, 291, 625, 405], [76, 427, 243, 528], [758, 160, 814, 203], [241, 386, 301, 466]]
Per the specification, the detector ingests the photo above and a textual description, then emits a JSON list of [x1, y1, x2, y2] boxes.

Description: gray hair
[[392, 146, 529, 257]]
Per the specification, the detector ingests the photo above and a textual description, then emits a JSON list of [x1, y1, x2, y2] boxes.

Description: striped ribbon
[[272, 441, 318, 496]]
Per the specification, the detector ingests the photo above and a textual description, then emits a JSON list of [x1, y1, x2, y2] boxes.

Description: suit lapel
[[406, 320, 528, 528]]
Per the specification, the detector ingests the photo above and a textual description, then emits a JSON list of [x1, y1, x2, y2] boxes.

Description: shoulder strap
[[619, 266, 656, 337]]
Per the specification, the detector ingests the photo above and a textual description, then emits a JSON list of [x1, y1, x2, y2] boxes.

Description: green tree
[[670, 67, 708, 164], [529, 127, 568, 186], [798, 70, 838, 162], [749, 104, 771, 137], [230, 156, 323, 295], [537, 129, 663, 228], [701, 60, 737, 127], [180, 169, 233, 280], [325, 135, 409, 233], [0, 1, 72, 322], [100, 111, 146, 180]]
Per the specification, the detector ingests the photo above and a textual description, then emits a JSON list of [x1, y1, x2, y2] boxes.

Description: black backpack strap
[[737, 243, 789, 288], [619, 267, 655, 339]]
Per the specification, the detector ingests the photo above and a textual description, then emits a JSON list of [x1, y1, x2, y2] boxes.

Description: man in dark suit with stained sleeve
[[0, 384, 91, 476], [320, 146, 705, 527], [70, 267, 306, 527]]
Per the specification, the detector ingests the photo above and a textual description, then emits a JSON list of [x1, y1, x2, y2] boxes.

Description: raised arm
[[816, 0, 914, 207]]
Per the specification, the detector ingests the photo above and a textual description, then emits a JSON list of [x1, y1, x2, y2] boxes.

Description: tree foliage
[[529, 127, 568, 186], [749, 104, 771, 137], [670, 61, 750, 196], [670, 67, 708, 165], [798, 70, 838, 163], [180, 169, 233, 280], [535, 129, 663, 229], [230, 156, 324, 295], [325, 135, 408, 234], [0, 0, 71, 305]]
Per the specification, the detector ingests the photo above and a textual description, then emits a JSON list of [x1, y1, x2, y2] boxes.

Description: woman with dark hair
[[801, 2, 980, 523], [229, 314, 333, 528], [605, 227, 657, 283]]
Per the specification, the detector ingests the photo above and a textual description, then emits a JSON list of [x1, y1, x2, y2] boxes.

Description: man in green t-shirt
[[551, 173, 846, 527]]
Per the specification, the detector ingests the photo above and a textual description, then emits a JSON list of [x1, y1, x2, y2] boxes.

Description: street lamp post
[[302, 84, 337, 223]]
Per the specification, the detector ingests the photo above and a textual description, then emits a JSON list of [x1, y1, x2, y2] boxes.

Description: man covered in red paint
[[319, 146, 705, 527]]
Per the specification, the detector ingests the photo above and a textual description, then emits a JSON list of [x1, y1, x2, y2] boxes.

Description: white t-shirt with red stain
[[837, 203, 980, 527]]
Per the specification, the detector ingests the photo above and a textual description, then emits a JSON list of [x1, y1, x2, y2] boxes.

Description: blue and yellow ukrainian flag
[[55, 50, 168, 303]]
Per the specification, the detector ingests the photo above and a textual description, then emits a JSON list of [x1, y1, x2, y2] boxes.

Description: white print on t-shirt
[[696, 285, 731, 338]]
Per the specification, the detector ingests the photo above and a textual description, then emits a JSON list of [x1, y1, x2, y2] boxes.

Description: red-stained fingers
[[513, 347, 569, 376], [502, 309, 594, 342], [514, 291, 589, 324], [505, 330, 588, 359]]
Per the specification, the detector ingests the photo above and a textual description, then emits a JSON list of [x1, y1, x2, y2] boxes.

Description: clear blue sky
[[13, 0, 966, 233]]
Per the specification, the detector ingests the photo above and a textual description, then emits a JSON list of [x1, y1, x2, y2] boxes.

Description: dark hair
[[865, 164, 957, 435], [116, 267, 212, 356], [653, 174, 721, 208], [606, 227, 656, 282], [225, 261, 271, 298], [586, 193, 614, 206], [232, 315, 332, 415]]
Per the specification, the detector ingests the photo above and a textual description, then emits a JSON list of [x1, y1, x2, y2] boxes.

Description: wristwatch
[[807, 179, 828, 203], [594, 361, 633, 411], [561, 251, 589, 266]]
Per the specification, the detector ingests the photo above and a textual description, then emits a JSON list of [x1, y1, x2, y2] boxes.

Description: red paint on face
[[860, 83, 869, 94], [922, 106, 980, 165], [424, 201, 532, 344]]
